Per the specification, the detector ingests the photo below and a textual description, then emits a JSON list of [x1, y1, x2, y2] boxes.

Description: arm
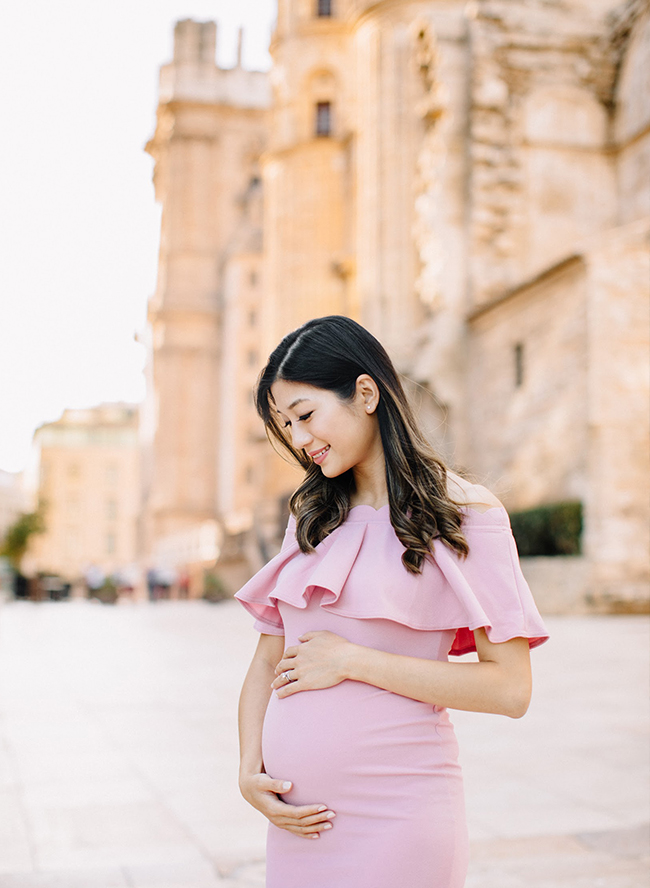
[[272, 628, 532, 719], [238, 633, 336, 838]]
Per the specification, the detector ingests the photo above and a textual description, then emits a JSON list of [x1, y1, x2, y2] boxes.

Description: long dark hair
[[255, 316, 468, 573]]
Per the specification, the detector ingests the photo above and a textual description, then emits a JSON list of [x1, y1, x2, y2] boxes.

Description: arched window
[[316, 0, 333, 16], [315, 101, 332, 136]]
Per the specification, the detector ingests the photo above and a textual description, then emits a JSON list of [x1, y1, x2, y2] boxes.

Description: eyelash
[[283, 411, 313, 428]]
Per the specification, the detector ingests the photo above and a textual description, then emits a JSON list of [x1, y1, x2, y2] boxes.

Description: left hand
[[272, 631, 356, 698]]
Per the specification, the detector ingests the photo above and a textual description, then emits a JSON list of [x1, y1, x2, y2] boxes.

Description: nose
[[290, 424, 313, 450]]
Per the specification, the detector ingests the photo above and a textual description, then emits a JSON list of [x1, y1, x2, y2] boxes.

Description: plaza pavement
[[0, 597, 647, 888]]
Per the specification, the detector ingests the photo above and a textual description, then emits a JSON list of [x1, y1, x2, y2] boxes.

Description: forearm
[[344, 637, 531, 718], [238, 645, 278, 777]]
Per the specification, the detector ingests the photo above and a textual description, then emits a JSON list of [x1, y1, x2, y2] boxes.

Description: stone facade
[[28, 404, 140, 581], [144, 1, 649, 610], [142, 21, 271, 592]]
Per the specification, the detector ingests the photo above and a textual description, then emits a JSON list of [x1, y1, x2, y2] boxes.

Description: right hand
[[239, 772, 336, 839]]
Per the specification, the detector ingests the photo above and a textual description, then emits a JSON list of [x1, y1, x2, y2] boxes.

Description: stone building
[[144, 1, 649, 610], [28, 404, 140, 583], [142, 20, 273, 594]]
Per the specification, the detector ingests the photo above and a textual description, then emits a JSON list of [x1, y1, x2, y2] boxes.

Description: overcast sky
[[0, 0, 276, 473]]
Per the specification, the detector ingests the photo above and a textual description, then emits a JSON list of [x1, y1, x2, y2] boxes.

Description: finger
[[258, 775, 293, 794], [287, 821, 334, 837], [276, 680, 303, 698], [274, 658, 296, 676], [282, 645, 299, 660], [271, 673, 296, 690], [274, 801, 331, 820], [298, 631, 318, 642], [286, 827, 323, 839], [298, 810, 336, 827]]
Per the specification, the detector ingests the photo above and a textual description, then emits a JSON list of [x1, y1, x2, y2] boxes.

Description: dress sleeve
[[435, 508, 549, 656], [236, 514, 297, 636]]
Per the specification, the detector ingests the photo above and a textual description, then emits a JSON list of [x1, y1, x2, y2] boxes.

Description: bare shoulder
[[446, 471, 503, 513]]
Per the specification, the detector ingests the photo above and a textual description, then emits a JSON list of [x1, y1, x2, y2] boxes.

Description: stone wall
[[612, 1, 650, 225], [465, 257, 589, 510], [583, 218, 650, 609], [466, 0, 622, 306]]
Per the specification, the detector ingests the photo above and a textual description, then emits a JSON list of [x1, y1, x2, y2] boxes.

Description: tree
[[1, 509, 46, 571]]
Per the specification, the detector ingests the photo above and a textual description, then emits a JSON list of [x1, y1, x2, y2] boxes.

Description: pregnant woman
[[236, 315, 548, 888]]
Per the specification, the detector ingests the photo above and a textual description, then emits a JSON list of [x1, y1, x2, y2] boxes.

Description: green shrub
[[509, 501, 582, 557], [202, 570, 229, 603], [90, 578, 118, 604]]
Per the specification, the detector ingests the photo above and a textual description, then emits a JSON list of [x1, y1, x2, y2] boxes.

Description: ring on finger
[[281, 671, 295, 682]]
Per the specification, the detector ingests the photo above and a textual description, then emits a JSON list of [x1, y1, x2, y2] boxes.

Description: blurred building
[[144, 1, 649, 610], [28, 404, 140, 584], [142, 20, 274, 596]]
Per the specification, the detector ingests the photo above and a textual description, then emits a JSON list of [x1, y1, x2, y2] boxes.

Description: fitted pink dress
[[236, 504, 548, 888]]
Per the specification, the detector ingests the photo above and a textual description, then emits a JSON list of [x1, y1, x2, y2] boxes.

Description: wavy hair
[[255, 316, 468, 573]]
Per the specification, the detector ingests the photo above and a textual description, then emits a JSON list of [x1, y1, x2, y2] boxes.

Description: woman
[[236, 316, 548, 888]]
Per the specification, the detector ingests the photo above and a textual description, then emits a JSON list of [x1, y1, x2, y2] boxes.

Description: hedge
[[509, 501, 582, 557]]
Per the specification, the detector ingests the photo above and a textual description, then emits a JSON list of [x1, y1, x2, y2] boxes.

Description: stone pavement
[[0, 598, 647, 888]]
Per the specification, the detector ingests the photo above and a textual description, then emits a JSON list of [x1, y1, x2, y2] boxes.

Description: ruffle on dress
[[235, 504, 549, 656]]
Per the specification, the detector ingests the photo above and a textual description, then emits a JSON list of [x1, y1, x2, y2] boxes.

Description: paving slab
[[0, 599, 647, 887]]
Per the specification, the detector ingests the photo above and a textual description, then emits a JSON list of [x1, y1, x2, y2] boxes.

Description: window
[[315, 101, 332, 137], [106, 533, 116, 556], [514, 343, 524, 388], [106, 463, 118, 486], [249, 270, 258, 288], [248, 349, 258, 367], [317, 0, 333, 16], [249, 308, 257, 326], [106, 500, 117, 521]]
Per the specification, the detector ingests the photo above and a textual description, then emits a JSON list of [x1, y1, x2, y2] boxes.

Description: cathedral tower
[[262, 1, 356, 349], [143, 21, 270, 569]]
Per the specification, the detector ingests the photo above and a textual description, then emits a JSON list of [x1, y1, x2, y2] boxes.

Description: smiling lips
[[309, 445, 330, 463]]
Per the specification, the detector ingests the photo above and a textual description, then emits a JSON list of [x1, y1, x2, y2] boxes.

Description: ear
[[355, 374, 380, 414]]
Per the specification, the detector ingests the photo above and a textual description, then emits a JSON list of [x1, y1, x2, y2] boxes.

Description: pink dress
[[236, 504, 548, 888]]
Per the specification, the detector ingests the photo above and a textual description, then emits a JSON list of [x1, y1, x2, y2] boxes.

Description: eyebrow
[[288, 397, 310, 411]]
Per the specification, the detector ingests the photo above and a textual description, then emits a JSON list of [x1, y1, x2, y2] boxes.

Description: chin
[[320, 459, 351, 479]]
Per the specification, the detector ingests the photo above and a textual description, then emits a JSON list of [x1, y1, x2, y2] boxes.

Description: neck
[[350, 450, 388, 509]]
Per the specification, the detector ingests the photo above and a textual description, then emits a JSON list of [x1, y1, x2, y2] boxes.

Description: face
[[270, 376, 383, 478]]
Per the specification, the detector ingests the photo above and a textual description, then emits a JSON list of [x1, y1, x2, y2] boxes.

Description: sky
[[0, 0, 276, 473]]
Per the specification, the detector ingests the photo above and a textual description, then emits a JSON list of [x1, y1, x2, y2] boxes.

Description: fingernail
[[310, 833, 319, 839], [326, 811, 336, 819], [282, 781, 292, 790], [323, 823, 332, 830], [317, 805, 327, 812]]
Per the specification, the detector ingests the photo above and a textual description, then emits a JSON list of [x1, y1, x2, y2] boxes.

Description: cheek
[[339, 422, 373, 461]]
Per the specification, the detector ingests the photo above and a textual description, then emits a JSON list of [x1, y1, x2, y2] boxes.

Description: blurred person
[[156, 565, 176, 600], [84, 564, 105, 599], [236, 316, 549, 888], [178, 568, 190, 599], [146, 567, 157, 601]]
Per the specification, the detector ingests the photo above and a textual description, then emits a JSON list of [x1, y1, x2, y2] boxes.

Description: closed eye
[[283, 411, 313, 428]]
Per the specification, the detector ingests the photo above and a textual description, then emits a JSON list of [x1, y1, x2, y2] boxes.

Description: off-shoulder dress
[[235, 504, 548, 888]]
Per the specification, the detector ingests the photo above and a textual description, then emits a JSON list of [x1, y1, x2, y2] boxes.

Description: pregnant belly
[[262, 679, 461, 812]]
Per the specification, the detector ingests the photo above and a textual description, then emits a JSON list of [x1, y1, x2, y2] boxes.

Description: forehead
[[270, 380, 325, 413]]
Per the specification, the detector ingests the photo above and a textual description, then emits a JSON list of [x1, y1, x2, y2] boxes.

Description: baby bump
[[262, 680, 462, 811]]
